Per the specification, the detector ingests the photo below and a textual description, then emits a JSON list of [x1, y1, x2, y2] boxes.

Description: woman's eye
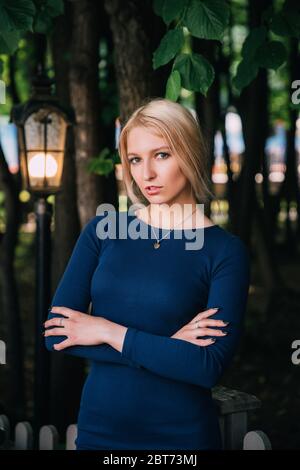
[[156, 152, 170, 159], [128, 157, 140, 164], [128, 152, 169, 164]]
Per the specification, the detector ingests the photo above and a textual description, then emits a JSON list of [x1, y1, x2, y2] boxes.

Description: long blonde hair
[[118, 97, 216, 209]]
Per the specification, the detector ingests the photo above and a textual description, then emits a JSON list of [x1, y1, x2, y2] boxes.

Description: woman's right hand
[[170, 307, 229, 346]]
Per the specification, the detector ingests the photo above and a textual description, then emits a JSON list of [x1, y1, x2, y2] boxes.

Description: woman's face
[[127, 126, 192, 205]]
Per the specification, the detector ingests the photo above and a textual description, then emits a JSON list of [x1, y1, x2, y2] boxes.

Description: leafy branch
[[152, 0, 299, 99], [86, 148, 121, 178], [0, 0, 64, 63]]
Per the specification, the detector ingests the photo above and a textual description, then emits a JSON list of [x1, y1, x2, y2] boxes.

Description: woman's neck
[[139, 202, 212, 229]]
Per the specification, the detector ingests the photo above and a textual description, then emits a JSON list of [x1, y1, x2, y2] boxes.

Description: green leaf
[[0, 0, 36, 32], [153, 28, 184, 69], [256, 41, 287, 70], [165, 70, 181, 100], [173, 52, 215, 95], [43, 0, 64, 17], [270, 1, 300, 38], [241, 26, 267, 61], [153, 0, 164, 17], [0, 30, 21, 54], [86, 148, 115, 176], [89, 159, 114, 176], [33, 0, 64, 34], [153, 0, 189, 25], [231, 26, 266, 93], [184, 0, 230, 40], [112, 150, 121, 165], [232, 26, 287, 92], [270, 13, 292, 36], [232, 59, 259, 93], [261, 5, 275, 25], [33, 13, 52, 34]]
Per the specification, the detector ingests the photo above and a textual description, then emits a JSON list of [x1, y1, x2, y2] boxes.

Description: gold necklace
[[150, 207, 198, 249]]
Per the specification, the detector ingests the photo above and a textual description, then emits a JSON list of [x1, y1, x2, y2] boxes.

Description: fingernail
[[212, 308, 219, 311], [223, 321, 230, 325], [209, 338, 216, 342]]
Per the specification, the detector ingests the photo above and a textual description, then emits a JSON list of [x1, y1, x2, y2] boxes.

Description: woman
[[44, 98, 250, 450]]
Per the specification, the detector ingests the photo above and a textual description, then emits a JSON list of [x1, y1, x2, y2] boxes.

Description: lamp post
[[10, 68, 74, 448]]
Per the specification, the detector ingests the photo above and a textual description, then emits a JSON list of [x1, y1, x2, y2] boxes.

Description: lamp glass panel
[[23, 108, 67, 190]]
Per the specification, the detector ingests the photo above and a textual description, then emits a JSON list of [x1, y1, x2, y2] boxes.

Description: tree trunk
[[104, 0, 171, 125], [49, 3, 86, 436], [69, 0, 105, 225], [278, 38, 300, 252], [236, 0, 283, 295], [193, 38, 221, 218], [98, 3, 119, 208]]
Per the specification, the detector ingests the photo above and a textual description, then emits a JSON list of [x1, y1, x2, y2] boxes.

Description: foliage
[[33, 0, 64, 34], [0, 0, 64, 74], [86, 148, 121, 178], [152, 0, 299, 99]]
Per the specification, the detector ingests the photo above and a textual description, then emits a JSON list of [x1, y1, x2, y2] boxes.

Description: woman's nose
[[143, 162, 156, 179]]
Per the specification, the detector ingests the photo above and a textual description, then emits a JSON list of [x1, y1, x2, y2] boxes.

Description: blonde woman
[[44, 98, 250, 450]]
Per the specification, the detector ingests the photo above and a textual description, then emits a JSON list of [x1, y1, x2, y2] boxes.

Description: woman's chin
[[145, 194, 166, 202]]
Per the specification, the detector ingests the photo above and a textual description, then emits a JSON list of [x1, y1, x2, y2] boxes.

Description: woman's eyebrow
[[127, 146, 171, 157]]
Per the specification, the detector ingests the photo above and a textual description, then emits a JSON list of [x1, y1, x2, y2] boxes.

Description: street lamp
[[11, 71, 73, 195], [10, 68, 74, 448]]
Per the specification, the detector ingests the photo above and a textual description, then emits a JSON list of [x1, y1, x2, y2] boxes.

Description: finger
[[195, 318, 230, 328], [44, 327, 68, 337], [53, 339, 73, 351], [190, 308, 219, 323], [44, 317, 69, 328], [198, 338, 216, 346], [190, 318, 230, 328], [190, 338, 216, 346], [196, 327, 227, 337], [49, 306, 79, 317]]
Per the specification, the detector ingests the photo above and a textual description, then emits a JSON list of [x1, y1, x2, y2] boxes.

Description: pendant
[[154, 241, 160, 249]]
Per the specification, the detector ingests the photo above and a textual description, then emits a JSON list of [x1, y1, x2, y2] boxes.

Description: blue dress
[[45, 210, 250, 450]]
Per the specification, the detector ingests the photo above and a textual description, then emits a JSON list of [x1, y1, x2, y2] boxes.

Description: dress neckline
[[131, 213, 218, 232]]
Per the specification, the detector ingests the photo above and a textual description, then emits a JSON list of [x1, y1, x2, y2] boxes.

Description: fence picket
[[0, 415, 11, 449], [66, 424, 77, 450], [243, 430, 272, 450], [0, 413, 272, 450], [14, 421, 33, 450], [39, 425, 59, 450]]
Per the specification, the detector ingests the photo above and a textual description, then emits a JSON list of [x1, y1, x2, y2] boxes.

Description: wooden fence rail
[[0, 385, 272, 450]]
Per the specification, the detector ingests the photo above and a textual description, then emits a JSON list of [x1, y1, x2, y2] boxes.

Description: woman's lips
[[145, 186, 162, 195]]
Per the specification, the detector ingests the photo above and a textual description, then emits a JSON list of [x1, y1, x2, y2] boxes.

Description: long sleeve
[[121, 235, 251, 388], [44, 215, 140, 369]]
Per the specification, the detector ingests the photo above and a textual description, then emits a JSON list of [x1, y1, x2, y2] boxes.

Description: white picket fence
[[0, 415, 77, 450], [0, 414, 272, 450]]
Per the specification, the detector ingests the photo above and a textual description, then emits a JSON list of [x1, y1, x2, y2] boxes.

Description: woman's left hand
[[44, 306, 111, 350]]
